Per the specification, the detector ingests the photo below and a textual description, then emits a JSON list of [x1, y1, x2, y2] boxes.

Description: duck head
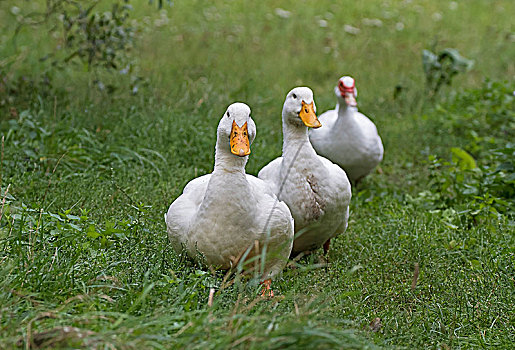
[[217, 102, 256, 157], [334, 76, 358, 108], [282, 87, 321, 128]]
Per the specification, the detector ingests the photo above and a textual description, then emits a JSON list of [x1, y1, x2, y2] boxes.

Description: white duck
[[165, 103, 294, 296], [258, 87, 351, 256], [309, 76, 383, 184]]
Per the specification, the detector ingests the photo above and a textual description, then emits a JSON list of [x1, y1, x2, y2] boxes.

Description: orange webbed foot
[[260, 278, 274, 297]]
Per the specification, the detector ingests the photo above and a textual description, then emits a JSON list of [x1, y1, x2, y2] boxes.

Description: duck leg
[[260, 278, 274, 297], [323, 239, 331, 256]]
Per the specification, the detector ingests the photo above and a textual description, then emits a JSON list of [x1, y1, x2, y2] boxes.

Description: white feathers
[[165, 77, 382, 274], [310, 76, 383, 183], [258, 87, 352, 254], [342, 76, 355, 89], [165, 103, 294, 279]]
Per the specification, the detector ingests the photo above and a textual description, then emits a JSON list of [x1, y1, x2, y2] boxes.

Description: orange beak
[[230, 120, 251, 157], [299, 101, 321, 128]]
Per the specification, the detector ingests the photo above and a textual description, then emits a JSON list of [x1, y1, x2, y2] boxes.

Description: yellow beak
[[299, 101, 321, 128], [230, 120, 251, 157]]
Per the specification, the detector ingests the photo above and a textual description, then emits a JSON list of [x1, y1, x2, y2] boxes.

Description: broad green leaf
[[86, 224, 100, 239], [451, 147, 477, 170]]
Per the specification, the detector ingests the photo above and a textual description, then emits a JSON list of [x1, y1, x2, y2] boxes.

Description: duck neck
[[282, 118, 318, 166], [214, 143, 248, 174], [338, 102, 356, 117], [335, 103, 356, 127], [199, 143, 254, 220]]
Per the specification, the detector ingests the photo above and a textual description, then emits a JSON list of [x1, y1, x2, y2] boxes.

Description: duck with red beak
[[309, 76, 384, 184], [338, 76, 358, 107], [258, 87, 351, 257], [166, 103, 294, 297]]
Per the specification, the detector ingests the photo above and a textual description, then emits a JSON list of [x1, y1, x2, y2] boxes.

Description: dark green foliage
[[426, 143, 514, 220], [423, 48, 474, 96], [4, 1, 154, 97], [61, 0, 134, 70], [11, 1, 135, 70], [148, 0, 171, 10], [424, 81, 515, 221]]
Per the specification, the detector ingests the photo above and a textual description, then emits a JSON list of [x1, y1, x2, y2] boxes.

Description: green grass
[[1, 0, 514, 348]]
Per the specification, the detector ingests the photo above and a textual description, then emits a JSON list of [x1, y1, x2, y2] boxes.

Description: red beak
[[338, 80, 356, 106]]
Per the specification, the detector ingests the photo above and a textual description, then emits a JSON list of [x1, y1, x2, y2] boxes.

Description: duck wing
[[165, 174, 211, 251], [257, 157, 284, 195]]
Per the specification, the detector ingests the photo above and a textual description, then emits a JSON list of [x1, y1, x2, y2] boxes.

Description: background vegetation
[[1, 0, 514, 348]]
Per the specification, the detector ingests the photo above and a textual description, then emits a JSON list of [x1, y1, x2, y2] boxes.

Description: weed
[[423, 48, 474, 96]]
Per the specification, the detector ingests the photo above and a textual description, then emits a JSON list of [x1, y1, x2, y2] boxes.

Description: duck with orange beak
[[258, 87, 351, 257], [166, 103, 294, 296]]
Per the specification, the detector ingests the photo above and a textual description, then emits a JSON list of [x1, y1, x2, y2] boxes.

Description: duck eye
[[292, 93, 297, 99], [227, 111, 230, 117]]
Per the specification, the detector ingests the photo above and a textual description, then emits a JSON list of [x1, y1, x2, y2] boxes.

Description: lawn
[[1, 0, 514, 348]]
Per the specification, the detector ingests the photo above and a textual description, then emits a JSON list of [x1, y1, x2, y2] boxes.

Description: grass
[[1, 0, 514, 348]]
